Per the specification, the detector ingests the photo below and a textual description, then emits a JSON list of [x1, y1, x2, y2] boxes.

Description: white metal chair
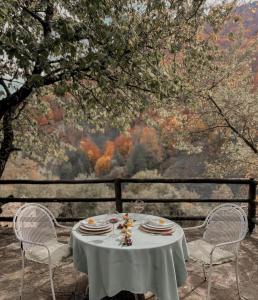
[[13, 203, 72, 300], [184, 203, 248, 300]]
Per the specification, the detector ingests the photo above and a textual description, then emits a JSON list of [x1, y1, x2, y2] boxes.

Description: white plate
[[77, 227, 112, 235], [141, 223, 174, 232], [139, 225, 174, 235], [81, 219, 109, 229], [144, 219, 174, 229], [79, 223, 111, 231]]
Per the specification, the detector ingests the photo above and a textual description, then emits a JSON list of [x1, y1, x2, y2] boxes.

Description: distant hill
[[236, 1, 258, 37], [234, 1, 258, 84]]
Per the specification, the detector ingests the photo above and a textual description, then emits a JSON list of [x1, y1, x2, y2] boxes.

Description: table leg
[[102, 291, 136, 300]]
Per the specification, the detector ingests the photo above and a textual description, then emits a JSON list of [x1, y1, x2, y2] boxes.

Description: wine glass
[[108, 211, 119, 237], [134, 200, 144, 221]]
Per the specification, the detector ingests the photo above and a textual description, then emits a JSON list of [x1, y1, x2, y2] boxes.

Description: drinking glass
[[108, 211, 119, 237], [134, 200, 144, 221]]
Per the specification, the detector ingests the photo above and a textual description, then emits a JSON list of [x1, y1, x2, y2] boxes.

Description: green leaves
[[54, 83, 68, 96], [0, 0, 239, 173], [28, 74, 44, 87]]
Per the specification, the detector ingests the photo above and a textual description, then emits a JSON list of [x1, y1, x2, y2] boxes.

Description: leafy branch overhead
[[0, 0, 241, 177], [0, 0, 231, 118]]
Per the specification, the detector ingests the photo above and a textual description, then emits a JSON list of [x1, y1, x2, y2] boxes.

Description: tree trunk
[[0, 85, 32, 122], [0, 110, 16, 212], [0, 110, 15, 177]]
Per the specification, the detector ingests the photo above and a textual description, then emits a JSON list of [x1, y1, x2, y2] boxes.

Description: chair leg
[[52, 266, 56, 280], [85, 285, 89, 297], [20, 250, 25, 300], [235, 256, 241, 298], [207, 263, 213, 300], [202, 263, 207, 281], [48, 263, 56, 300]]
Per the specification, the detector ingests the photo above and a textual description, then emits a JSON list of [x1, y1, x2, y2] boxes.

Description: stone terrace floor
[[1, 225, 258, 300]]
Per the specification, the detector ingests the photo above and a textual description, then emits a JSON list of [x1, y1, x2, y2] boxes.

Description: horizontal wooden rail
[[0, 198, 249, 203], [120, 178, 254, 184], [1, 216, 257, 223], [122, 198, 248, 203], [0, 179, 115, 184], [0, 215, 207, 222], [0, 197, 116, 203], [0, 177, 256, 233], [0, 178, 255, 184]]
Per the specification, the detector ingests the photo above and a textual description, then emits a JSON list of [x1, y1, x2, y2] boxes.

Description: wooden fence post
[[115, 178, 123, 213], [248, 178, 256, 234]]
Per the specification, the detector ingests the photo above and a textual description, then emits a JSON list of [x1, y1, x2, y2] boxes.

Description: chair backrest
[[203, 203, 248, 253], [13, 203, 57, 250]]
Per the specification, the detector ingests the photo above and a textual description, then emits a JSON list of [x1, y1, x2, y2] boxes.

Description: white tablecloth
[[70, 214, 189, 300]]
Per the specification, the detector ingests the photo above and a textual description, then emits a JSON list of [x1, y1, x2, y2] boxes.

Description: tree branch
[[206, 94, 258, 154], [23, 2, 54, 37], [0, 78, 11, 97], [185, 0, 205, 22], [44, 2, 54, 36], [22, 7, 46, 28], [0, 84, 32, 121], [190, 125, 229, 134], [1, 78, 24, 85], [12, 101, 27, 121]]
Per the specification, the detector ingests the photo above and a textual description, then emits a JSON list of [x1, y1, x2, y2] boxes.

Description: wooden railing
[[0, 178, 257, 233]]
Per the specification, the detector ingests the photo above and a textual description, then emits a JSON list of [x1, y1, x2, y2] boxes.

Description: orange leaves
[[80, 138, 101, 163], [139, 127, 163, 162], [79, 125, 164, 176], [47, 108, 63, 122], [159, 116, 181, 152], [94, 155, 111, 176], [197, 31, 207, 42], [40, 94, 55, 103], [36, 93, 64, 126], [139, 127, 155, 144], [114, 134, 133, 157], [187, 115, 206, 132], [79, 138, 117, 176], [104, 141, 115, 157], [36, 108, 63, 126], [37, 115, 49, 126], [160, 116, 179, 134], [94, 141, 116, 176]]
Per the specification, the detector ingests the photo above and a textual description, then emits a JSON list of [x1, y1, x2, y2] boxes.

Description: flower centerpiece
[[117, 213, 133, 246]]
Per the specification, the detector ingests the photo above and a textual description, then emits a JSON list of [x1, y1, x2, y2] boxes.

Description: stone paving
[[1, 226, 258, 300]]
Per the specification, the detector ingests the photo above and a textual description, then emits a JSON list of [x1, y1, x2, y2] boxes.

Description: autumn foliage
[[160, 116, 179, 134], [94, 155, 112, 176], [80, 138, 101, 163], [36, 94, 63, 126], [139, 127, 163, 161], [114, 134, 133, 157], [78, 126, 165, 176], [104, 141, 115, 157]]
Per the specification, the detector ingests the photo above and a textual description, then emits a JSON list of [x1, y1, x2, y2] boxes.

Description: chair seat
[[187, 239, 235, 265], [25, 239, 71, 266]]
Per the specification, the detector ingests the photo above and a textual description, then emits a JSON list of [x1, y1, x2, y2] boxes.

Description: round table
[[70, 214, 189, 300]]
